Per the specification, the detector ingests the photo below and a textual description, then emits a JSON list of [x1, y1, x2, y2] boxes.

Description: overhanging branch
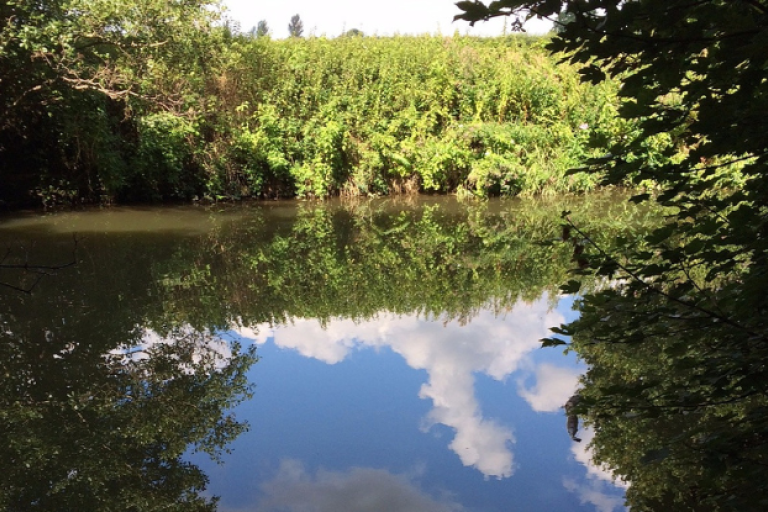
[[0, 235, 80, 294]]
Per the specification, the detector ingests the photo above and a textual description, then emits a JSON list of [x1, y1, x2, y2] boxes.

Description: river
[[0, 194, 655, 511]]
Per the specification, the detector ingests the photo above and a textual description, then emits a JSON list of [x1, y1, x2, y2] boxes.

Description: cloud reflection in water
[[517, 363, 582, 413], [246, 459, 464, 512], [237, 296, 563, 479]]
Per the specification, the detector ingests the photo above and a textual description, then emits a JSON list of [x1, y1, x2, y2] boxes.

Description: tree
[[288, 14, 304, 38], [458, 1, 768, 510], [342, 28, 364, 37], [0, 0, 217, 123], [247, 20, 269, 38], [256, 19, 270, 38], [0, 0, 221, 205], [552, 11, 574, 34]]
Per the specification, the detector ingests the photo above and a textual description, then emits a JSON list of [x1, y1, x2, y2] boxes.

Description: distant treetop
[[288, 14, 304, 38], [256, 20, 269, 38]]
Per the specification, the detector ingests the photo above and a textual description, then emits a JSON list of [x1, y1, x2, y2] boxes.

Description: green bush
[[200, 35, 623, 199], [132, 113, 198, 200], [2, 32, 632, 205]]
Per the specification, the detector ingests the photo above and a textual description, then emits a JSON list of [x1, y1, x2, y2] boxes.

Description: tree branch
[[564, 215, 765, 340], [0, 235, 80, 294]]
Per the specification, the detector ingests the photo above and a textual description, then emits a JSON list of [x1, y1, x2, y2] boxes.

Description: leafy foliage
[[1, 13, 626, 205], [202, 34, 624, 200], [457, 1, 768, 510], [0, 0, 219, 204]]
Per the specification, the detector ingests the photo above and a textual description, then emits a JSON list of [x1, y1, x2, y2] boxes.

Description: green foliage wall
[[0, 22, 626, 206], [206, 35, 623, 200]]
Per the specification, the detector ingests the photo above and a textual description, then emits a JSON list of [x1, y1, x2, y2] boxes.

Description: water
[[0, 196, 648, 511]]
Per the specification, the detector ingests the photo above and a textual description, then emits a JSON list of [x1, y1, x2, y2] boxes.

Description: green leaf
[[560, 279, 582, 294], [541, 337, 568, 348], [640, 447, 671, 465]]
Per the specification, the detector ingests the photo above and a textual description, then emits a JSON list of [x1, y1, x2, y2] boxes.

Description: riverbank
[[2, 32, 625, 208]]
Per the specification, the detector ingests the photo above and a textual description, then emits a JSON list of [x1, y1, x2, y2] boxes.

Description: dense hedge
[[1, 32, 628, 206], [208, 35, 625, 200]]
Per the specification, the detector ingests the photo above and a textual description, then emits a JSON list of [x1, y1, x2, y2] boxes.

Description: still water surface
[[0, 196, 644, 511]]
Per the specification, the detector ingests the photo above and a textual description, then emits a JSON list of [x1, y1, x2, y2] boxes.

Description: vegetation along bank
[[1, 2, 627, 208]]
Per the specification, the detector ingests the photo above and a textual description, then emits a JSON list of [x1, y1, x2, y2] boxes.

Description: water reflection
[[257, 460, 463, 512], [518, 363, 582, 413], [238, 297, 563, 479], [562, 425, 629, 512], [0, 324, 255, 511], [111, 327, 234, 371], [0, 196, 652, 511], [563, 476, 625, 512], [224, 294, 627, 512]]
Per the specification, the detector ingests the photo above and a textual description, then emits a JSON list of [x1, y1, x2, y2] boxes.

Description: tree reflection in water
[[0, 195, 659, 510], [560, 287, 768, 511], [0, 301, 254, 511]]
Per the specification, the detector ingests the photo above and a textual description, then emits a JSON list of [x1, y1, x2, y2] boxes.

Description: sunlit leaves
[[197, 35, 625, 200], [0, 0, 222, 204]]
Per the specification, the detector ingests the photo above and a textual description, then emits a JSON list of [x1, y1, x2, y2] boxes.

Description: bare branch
[[0, 235, 80, 294]]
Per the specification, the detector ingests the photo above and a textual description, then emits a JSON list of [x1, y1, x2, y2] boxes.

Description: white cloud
[[563, 477, 625, 512], [570, 428, 628, 488], [250, 319, 364, 364], [235, 297, 564, 479], [250, 459, 464, 512], [517, 363, 582, 412]]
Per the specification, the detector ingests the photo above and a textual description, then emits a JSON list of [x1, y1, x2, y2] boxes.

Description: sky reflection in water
[[0, 196, 646, 510], [190, 295, 626, 512]]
